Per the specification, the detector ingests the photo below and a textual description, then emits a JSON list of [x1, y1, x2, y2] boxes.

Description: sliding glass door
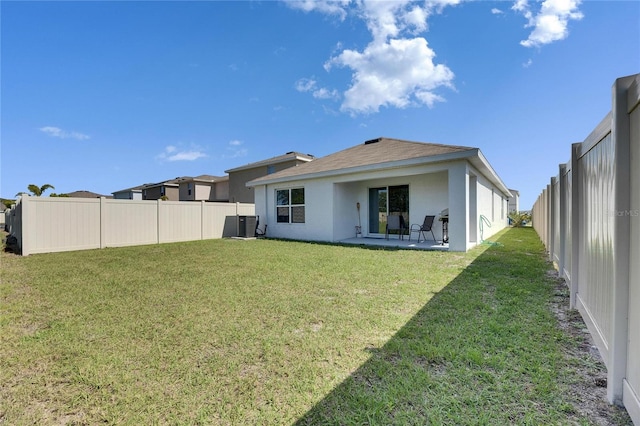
[[368, 185, 409, 236]]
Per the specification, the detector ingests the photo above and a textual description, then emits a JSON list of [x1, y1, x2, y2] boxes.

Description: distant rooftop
[[225, 151, 315, 173]]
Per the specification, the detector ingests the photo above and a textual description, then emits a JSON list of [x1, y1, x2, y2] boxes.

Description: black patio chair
[[409, 215, 436, 243], [385, 214, 406, 240]]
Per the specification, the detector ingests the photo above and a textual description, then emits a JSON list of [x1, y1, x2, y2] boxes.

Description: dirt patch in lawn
[[548, 271, 633, 425]]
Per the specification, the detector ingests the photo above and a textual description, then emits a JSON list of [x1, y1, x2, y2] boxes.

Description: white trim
[[576, 293, 610, 366], [226, 154, 313, 173], [624, 379, 640, 425]]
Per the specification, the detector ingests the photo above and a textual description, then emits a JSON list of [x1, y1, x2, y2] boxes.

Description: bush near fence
[[532, 73, 639, 425], [5, 197, 255, 256]]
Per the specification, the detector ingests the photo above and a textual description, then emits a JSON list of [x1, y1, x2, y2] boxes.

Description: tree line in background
[[2, 184, 70, 209]]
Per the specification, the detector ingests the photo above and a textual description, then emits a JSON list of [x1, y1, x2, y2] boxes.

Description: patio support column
[[448, 162, 470, 252]]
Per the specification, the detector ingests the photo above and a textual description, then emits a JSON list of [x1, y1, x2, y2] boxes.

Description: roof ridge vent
[[364, 138, 382, 145]]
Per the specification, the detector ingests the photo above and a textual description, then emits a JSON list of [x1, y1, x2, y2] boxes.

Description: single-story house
[[225, 151, 315, 203], [247, 137, 512, 252]]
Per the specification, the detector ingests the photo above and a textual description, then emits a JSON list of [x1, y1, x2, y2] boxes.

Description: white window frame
[[276, 187, 305, 224]]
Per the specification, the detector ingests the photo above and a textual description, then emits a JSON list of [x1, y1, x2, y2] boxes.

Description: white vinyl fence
[[532, 73, 640, 424], [5, 197, 255, 256]]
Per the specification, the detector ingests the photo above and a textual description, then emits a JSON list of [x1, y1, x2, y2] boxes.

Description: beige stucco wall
[[195, 184, 212, 201], [228, 160, 304, 203], [144, 185, 179, 201]]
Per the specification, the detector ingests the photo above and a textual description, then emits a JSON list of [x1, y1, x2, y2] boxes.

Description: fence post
[[100, 197, 107, 249], [20, 196, 29, 256], [558, 164, 567, 279], [157, 199, 161, 244], [607, 75, 633, 405], [545, 183, 551, 259], [236, 202, 240, 237], [570, 143, 581, 309], [201, 200, 205, 240], [550, 177, 558, 263]]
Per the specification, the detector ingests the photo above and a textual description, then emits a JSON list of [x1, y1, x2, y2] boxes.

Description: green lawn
[[0, 228, 630, 424]]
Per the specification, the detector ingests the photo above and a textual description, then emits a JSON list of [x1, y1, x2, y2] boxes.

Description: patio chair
[[409, 215, 436, 243], [385, 214, 406, 240]]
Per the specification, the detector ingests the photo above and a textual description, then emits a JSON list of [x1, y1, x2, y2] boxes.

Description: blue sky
[[1, 0, 638, 209]]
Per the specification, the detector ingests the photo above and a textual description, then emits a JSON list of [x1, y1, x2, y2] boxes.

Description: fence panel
[[102, 199, 158, 247], [202, 202, 253, 239], [561, 164, 572, 282], [532, 74, 639, 421], [577, 131, 615, 364], [552, 176, 561, 264], [23, 197, 101, 255], [10, 197, 256, 256], [624, 77, 640, 424], [158, 201, 203, 243]]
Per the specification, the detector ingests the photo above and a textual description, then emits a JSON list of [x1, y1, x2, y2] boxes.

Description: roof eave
[[225, 155, 313, 173], [469, 150, 512, 198], [246, 149, 478, 187]]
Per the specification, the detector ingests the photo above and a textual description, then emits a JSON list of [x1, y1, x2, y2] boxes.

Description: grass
[[0, 228, 630, 424]]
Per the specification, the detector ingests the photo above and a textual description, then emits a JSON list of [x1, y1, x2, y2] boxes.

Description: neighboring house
[[247, 137, 512, 252], [66, 190, 112, 199], [225, 151, 315, 203], [141, 179, 180, 201], [508, 189, 520, 213], [112, 185, 144, 200], [176, 175, 229, 202]]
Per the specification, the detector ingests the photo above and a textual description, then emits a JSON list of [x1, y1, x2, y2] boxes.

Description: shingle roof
[[112, 184, 146, 194], [248, 137, 475, 184], [66, 190, 112, 198], [178, 174, 228, 183], [225, 151, 315, 173]]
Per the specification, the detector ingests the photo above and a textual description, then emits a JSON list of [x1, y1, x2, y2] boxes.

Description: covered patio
[[339, 236, 449, 251]]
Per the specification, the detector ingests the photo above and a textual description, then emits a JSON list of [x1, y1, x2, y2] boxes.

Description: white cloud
[[224, 140, 247, 159], [167, 151, 207, 161], [156, 145, 207, 162], [312, 87, 340, 100], [282, 0, 351, 20], [491, 8, 504, 15], [40, 126, 90, 140], [514, 0, 583, 48], [523, 58, 533, 68], [286, 0, 457, 115], [295, 77, 340, 100], [326, 37, 454, 114], [295, 78, 317, 93]]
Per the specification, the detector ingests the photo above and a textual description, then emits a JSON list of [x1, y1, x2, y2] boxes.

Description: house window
[[267, 165, 276, 175], [188, 183, 192, 196], [161, 187, 166, 196], [276, 188, 305, 223]]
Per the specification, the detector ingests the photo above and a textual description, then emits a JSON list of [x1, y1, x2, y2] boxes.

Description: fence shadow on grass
[[293, 228, 614, 425]]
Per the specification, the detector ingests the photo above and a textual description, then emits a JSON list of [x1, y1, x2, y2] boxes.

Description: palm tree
[[17, 183, 56, 197]]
